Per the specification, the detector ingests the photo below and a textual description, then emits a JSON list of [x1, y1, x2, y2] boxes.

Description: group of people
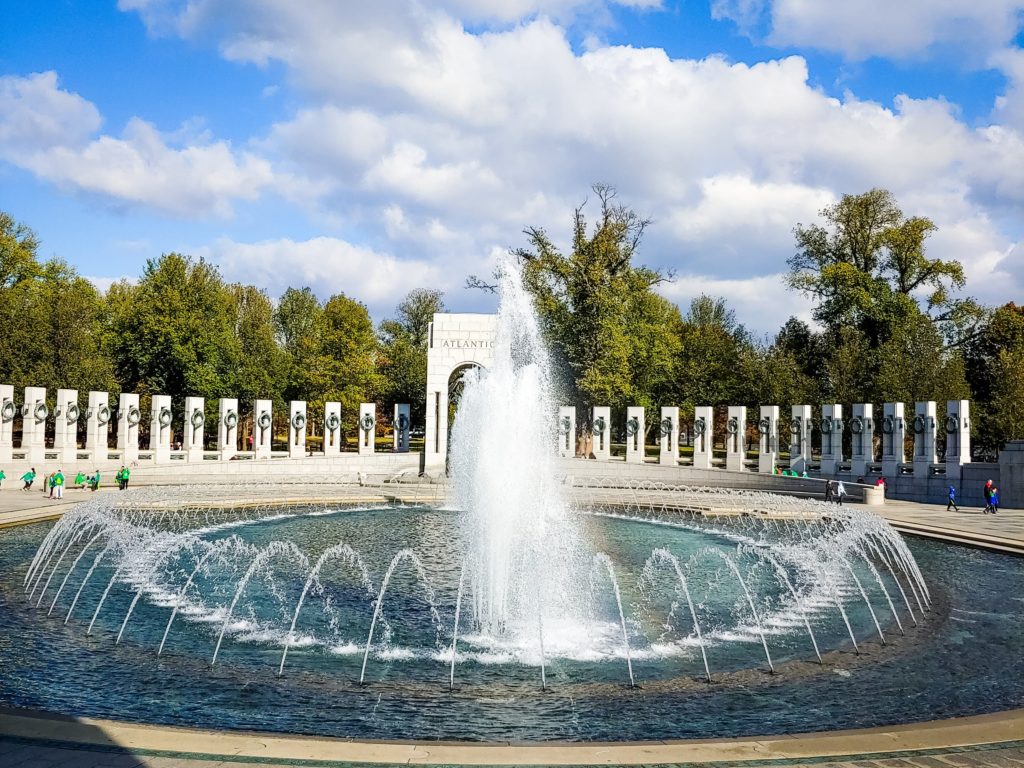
[[774, 467, 809, 477], [823, 479, 848, 504], [12, 467, 102, 494], [944, 481, 1000, 513]]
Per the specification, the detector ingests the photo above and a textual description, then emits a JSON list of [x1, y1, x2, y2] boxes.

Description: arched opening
[[447, 363, 482, 458]]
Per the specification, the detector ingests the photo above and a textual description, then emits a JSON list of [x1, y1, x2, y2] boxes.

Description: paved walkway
[[879, 499, 1024, 554]]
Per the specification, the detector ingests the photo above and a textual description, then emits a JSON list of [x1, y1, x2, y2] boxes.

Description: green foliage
[[379, 289, 445, 424], [966, 303, 1024, 450], [506, 184, 675, 416]]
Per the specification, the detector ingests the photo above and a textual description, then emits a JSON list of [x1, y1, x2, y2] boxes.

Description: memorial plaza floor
[[0, 481, 1021, 767]]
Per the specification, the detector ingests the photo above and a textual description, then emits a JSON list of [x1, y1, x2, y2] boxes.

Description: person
[[946, 485, 959, 512], [0, 468, 5, 488], [801, 470, 809, 478], [875, 476, 885, 486], [824, 480, 834, 503], [47, 472, 56, 498], [122, 465, 131, 490], [836, 481, 847, 505], [53, 468, 64, 500], [89, 470, 100, 491], [991, 486, 1000, 514], [74, 471, 86, 490], [117, 465, 126, 490], [983, 480, 994, 513], [21, 468, 36, 490]]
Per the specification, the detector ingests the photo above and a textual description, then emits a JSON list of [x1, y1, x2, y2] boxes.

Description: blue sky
[[1, 1, 1022, 331]]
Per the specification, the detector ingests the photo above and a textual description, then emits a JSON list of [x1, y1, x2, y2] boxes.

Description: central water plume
[[448, 257, 587, 640]]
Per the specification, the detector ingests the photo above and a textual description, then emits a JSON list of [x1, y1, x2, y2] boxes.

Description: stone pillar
[[253, 399, 273, 459], [913, 400, 937, 476], [117, 392, 141, 464], [86, 391, 111, 457], [850, 403, 874, 478], [945, 400, 971, 478], [557, 406, 576, 458], [150, 395, 172, 462], [659, 406, 679, 466], [324, 401, 342, 455], [758, 405, 779, 474], [592, 406, 611, 461], [22, 386, 48, 465], [789, 405, 812, 474], [393, 404, 411, 452], [0, 384, 14, 464], [288, 400, 307, 458], [424, 386, 447, 468], [625, 406, 645, 464], [726, 405, 747, 472], [184, 396, 205, 461], [820, 403, 843, 475], [881, 402, 905, 479], [358, 403, 376, 455], [693, 406, 714, 469], [218, 398, 239, 460], [55, 389, 79, 459]]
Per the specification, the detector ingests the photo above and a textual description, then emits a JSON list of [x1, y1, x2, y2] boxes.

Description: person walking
[[946, 485, 960, 512], [836, 481, 847, 505], [991, 487, 1000, 514], [983, 480, 994, 513], [824, 480, 834, 503], [53, 469, 64, 500], [21, 468, 35, 490], [0, 468, 5, 488], [122, 465, 131, 490]]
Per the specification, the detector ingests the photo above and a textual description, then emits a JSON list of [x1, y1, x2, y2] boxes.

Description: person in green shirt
[[0, 469, 6, 488], [122, 465, 131, 490], [53, 469, 65, 500], [21, 468, 36, 490], [74, 471, 86, 489], [89, 471, 100, 491]]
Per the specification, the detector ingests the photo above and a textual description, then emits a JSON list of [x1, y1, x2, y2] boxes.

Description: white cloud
[[202, 236, 446, 310], [714, 0, 1024, 62], [0, 71, 274, 216]]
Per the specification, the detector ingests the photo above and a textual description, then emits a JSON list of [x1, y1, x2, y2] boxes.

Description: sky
[[1, 0, 1022, 336]]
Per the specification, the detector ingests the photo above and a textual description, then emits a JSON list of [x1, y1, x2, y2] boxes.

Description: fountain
[[0, 257, 1023, 742]]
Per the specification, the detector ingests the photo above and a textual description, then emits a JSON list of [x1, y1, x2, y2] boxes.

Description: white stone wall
[[758, 405, 779, 474], [726, 405, 747, 472], [591, 406, 611, 461], [393, 403, 411, 452], [557, 406, 576, 458], [913, 400, 937, 474], [150, 395, 172, 462], [821, 403, 843, 475], [219, 398, 239, 459], [358, 403, 376, 455], [118, 392, 141, 464], [253, 399, 273, 459], [790, 405, 812, 474], [659, 406, 679, 466], [324, 401, 342, 455], [881, 402, 906, 478], [850, 403, 874, 478], [289, 400, 307, 458], [55, 389, 79, 457], [424, 313, 498, 468], [693, 406, 713, 469]]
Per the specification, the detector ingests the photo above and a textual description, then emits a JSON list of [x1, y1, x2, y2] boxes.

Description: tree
[[483, 184, 672, 417], [965, 303, 1024, 451], [674, 296, 755, 408], [320, 292, 382, 427], [106, 253, 238, 401], [228, 284, 285, 408], [274, 287, 329, 408], [378, 289, 445, 425], [788, 188, 981, 348]]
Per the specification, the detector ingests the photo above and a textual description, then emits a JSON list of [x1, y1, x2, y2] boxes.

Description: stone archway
[[423, 313, 497, 470]]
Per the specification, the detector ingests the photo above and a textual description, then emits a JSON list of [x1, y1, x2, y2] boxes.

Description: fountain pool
[[2, 493, 1023, 741]]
